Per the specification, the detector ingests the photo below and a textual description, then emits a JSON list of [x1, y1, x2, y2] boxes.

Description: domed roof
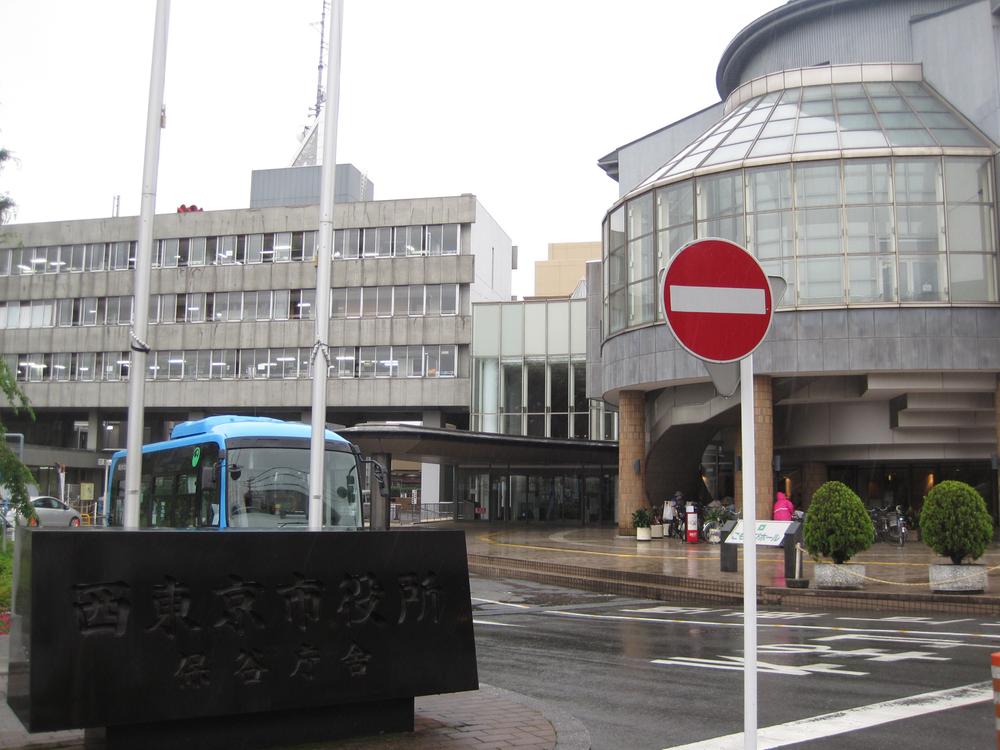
[[630, 64, 996, 199]]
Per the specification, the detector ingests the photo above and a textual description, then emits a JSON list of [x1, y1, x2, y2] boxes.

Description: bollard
[[993, 652, 1000, 749]]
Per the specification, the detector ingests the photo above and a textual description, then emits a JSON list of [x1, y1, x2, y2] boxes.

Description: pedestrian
[[773, 490, 793, 521]]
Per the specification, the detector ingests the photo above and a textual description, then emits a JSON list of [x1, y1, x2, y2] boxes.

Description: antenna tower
[[313, 1, 330, 119]]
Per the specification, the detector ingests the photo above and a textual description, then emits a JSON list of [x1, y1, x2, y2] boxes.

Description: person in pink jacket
[[773, 491, 794, 521]]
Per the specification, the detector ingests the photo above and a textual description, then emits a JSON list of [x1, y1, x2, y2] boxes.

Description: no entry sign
[[661, 238, 773, 363]]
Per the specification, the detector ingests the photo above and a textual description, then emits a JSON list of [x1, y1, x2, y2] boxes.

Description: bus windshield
[[226, 445, 360, 528]]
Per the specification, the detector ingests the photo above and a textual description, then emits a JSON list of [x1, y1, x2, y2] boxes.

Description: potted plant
[[920, 481, 993, 593], [803, 481, 875, 589], [650, 512, 664, 539], [632, 507, 652, 541]]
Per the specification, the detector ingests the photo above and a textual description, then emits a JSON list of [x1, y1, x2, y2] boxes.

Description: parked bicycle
[[870, 503, 907, 546], [701, 503, 737, 544]]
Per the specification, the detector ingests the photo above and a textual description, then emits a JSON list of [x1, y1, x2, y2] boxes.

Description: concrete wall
[[249, 163, 374, 208], [534, 241, 600, 298], [914, 0, 1000, 142], [468, 199, 513, 303], [717, 0, 963, 97], [614, 104, 724, 196]]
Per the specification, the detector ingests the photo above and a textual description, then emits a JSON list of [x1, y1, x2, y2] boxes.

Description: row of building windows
[[0, 284, 462, 329], [473, 358, 590, 439], [604, 156, 998, 334], [0, 223, 461, 276], [6, 344, 459, 383]]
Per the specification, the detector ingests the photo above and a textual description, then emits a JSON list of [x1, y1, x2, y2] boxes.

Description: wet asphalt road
[[470, 575, 995, 750]]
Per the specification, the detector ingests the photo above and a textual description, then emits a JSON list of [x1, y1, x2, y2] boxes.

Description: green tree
[[0, 142, 36, 523], [920, 480, 993, 564], [803, 480, 875, 564]]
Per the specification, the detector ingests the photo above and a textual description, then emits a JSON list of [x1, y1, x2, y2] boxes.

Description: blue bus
[[107, 416, 366, 529]]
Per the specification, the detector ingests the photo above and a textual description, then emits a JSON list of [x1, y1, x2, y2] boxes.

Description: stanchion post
[[993, 652, 1000, 750]]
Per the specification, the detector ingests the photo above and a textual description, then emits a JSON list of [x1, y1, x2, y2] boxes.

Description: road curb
[[478, 684, 591, 750], [470, 552, 1000, 615]]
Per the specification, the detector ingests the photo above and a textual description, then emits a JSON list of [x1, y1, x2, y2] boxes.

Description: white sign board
[[724, 520, 792, 546]]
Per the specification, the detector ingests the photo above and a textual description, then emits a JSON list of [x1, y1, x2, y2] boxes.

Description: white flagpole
[[308, 0, 344, 530], [124, 0, 170, 529]]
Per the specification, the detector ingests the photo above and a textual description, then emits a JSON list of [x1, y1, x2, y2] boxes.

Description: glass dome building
[[592, 0, 1000, 533]]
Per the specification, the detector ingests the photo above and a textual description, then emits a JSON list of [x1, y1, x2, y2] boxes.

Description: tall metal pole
[[740, 355, 758, 750], [308, 0, 344, 530], [124, 0, 170, 529]]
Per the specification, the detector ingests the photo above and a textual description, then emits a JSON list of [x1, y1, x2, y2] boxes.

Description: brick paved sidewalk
[[0, 673, 589, 750], [319, 685, 589, 750]]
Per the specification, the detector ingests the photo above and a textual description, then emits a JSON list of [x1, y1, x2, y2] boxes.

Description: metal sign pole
[[740, 354, 758, 750]]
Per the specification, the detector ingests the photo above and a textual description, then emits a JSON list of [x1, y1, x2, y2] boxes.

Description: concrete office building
[[593, 0, 1000, 533], [0, 187, 512, 508]]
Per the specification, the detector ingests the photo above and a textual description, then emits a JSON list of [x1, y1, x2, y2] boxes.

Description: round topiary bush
[[803, 481, 875, 564], [919, 480, 993, 565]]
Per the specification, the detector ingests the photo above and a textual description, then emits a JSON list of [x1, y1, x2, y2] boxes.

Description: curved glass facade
[[603, 75, 999, 335]]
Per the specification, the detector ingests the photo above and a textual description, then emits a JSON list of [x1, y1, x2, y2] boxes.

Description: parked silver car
[[4, 496, 82, 527]]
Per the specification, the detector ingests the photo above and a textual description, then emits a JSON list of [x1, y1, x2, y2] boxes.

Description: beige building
[[532, 241, 600, 298]]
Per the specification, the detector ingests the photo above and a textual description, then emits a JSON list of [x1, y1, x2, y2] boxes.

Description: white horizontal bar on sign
[[670, 285, 765, 315]]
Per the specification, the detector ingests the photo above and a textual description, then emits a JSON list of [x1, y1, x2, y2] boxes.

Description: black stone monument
[[7, 528, 478, 749]]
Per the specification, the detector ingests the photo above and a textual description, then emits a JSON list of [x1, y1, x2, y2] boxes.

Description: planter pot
[[929, 563, 987, 593], [650, 524, 664, 539], [814, 563, 865, 590], [636, 527, 652, 542]]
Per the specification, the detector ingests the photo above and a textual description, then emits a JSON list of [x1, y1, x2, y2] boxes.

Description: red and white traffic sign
[[661, 238, 773, 363]]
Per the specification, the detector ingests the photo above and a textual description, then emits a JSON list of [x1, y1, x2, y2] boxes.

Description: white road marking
[[758, 643, 948, 663], [814, 633, 987, 649], [670, 284, 766, 315], [662, 682, 992, 750], [838, 616, 973, 626], [545, 609, 1000, 643], [625, 606, 729, 615], [472, 619, 524, 627], [471, 597, 531, 609], [652, 655, 867, 677]]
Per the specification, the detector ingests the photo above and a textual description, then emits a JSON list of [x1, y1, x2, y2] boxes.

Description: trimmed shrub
[[919, 480, 993, 565], [803, 481, 875, 564], [631, 507, 652, 528]]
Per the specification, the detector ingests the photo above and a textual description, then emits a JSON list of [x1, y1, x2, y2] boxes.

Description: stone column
[[617, 391, 647, 535], [753, 375, 774, 522], [86, 410, 100, 452], [733, 375, 774, 521], [421, 410, 442, 504]]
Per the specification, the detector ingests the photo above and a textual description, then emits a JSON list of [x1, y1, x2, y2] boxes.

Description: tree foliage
[[803, 480, 875, 564], [919, 480, 993, 564], [0, 142, 35, 523], [0, 147, 14, 226]]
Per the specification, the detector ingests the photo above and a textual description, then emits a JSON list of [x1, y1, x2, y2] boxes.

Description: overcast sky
[[0, 0, 779, 297]]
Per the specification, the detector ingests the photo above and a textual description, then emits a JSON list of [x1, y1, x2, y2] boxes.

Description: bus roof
[[109, 416, 350, 462], [171, 415, 349, 443]]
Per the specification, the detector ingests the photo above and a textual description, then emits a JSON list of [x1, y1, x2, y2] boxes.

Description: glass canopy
[[636, 79, 994, 193]]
